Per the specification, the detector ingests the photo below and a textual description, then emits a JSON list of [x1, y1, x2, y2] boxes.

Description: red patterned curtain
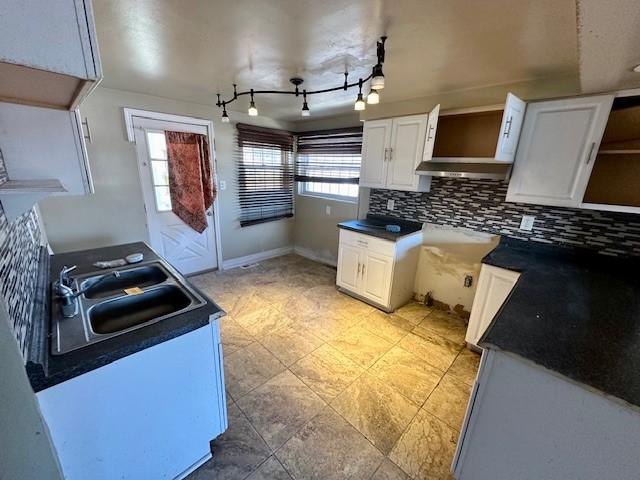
[[165, 131, 216, 233]]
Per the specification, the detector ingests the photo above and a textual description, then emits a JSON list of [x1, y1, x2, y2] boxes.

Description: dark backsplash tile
[[368, 178, 640, 257]]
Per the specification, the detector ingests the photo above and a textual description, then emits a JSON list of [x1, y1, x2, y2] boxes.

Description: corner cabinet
[[465, 264, 520, 349], [360, 114, 432, 192], [336, 229, 423, 311], [0, 0, 102, 109]]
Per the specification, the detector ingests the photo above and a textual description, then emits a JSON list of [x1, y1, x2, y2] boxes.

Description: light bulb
[[367, 89, 379, 104], [221, 109, 230, 123], [371, 64, 385, 90], [354, 93, 366, 111], [301, 101, 311, 117], [248, 100, 258, 116]]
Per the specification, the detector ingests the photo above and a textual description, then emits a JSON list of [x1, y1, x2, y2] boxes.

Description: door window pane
[[147, 132, 167, 160], [151, 160, 169, 186], [154, 186, 172, 212]]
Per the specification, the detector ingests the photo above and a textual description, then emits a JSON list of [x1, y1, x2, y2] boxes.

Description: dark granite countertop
[[26, 242, 223, 392], [338, 214, 423, 241], [480, 237, 640, 408]]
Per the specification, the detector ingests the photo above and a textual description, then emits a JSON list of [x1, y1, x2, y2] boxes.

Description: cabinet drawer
[[339, 229, 396, 257]]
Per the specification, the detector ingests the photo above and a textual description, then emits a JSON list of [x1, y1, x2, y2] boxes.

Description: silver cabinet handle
[[82, 117, 93, 143], [503, 116, 513, 138], [357, 263, 362, 274], [388, 147, 393, 162], [427, 125, 435, 141], [361, 264, 366, 276], [383, 148, 388, 162], [586, 142, 596, 165]]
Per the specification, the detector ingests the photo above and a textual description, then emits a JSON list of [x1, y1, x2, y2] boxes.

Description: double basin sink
[[51, 261, 206, 355]]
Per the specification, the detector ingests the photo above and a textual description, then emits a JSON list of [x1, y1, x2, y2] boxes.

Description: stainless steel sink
[[51, 261, 206, 355], [81, 265, 168, 299]]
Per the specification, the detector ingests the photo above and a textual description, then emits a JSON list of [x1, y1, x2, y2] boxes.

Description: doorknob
[[206, 210, 213, 217]]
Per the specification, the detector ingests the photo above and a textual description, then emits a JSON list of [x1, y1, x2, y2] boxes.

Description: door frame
[[123, 107, 224, 272]]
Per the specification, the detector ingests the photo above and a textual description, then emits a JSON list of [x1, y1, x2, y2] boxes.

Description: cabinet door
[[466, 265, 520, 348], [359, 119, 391, 188], [495, 93, 526, 163], [0, 102, 93, 195], [506, 95, 613, 207], [360, 251, 393, 306], [337, 244, 362, 292], [422, 104, 440, 162], [386, 114, 428, 190]]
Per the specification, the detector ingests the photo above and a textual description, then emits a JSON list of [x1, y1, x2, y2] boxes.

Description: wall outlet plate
[[387, 199, 395, 210], [219, 180, 227, 191], [520, 215, 535, 231], [325, 205, 331, 215]]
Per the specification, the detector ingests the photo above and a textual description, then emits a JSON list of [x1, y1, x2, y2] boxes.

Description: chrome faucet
[[55, 266, 120, 318]]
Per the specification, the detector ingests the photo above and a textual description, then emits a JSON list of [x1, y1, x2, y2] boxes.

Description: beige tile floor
[[188, 254, 480, 480]]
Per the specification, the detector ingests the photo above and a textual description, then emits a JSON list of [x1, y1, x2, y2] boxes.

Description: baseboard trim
[[221, 246, 293, 270], [293, 246, 337, 267]]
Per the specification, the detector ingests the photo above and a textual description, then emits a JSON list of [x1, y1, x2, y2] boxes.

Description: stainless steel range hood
[[415, 161, 510, 180]]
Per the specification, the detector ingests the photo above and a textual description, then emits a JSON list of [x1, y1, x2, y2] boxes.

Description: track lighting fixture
[[248, 90, 258, 116], [221, 104, 230, 123], [354, 79, 366, 111], [301, 91, 310, 117], [215, 36, 388, 117]]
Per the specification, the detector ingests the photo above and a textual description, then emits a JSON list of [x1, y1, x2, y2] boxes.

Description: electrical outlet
[[387, 199, 395, 210], [219, 180, 227, 191], [520, 215, 535, 231], [325, 205, 331, 215]]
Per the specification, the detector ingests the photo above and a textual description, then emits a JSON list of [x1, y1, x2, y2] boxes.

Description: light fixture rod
[[216, 36, 387, 109]]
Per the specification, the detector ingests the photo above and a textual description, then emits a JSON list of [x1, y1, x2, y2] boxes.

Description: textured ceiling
[[94, 0, 580, 120]]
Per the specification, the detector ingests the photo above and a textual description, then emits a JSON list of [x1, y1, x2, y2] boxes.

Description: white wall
[[38, 87, 294, 261], [414, 224, 499, 315]]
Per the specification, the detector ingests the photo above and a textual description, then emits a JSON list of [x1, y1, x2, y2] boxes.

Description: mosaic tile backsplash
[[369, 178, 640, 257], [0, 151, 43, 357]]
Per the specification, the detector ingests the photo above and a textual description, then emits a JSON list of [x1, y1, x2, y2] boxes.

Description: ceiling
[[94, 0, 584, 121]]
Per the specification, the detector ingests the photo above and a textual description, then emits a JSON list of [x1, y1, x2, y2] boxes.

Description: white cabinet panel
[[495, 93, 526, 162], [0, 102, 92, 195], [337, 244, 362, 291], [387, 114, 428, 191], [506, 95, 613, 207], [361, 251, 393, 305], [466, 265, 520, 348], [360, 119, 391, 188], [422, 104, 440, 162]]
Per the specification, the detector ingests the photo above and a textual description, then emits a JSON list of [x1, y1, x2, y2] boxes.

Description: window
[[146, 131, 172, 212], [295, 127, 363, 201], [236, 123, 294, 227]]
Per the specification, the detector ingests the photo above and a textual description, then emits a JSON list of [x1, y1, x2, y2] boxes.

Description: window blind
[[295, 127, 363, 184], [236, 123, 294, 227]]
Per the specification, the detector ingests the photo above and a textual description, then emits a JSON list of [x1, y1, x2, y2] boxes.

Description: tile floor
[[188, 254, 480, 480]]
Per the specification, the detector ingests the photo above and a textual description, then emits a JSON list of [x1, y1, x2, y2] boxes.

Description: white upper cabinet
[[506, 95, 614, 208], [360, 120, 391, 189], [0, 102, 93, 220], [0, 0, 102, 109], [360, 114, 431, 192], [387, 115, 429, 190], [495, 93, 526, 162], [431, 93, 526, 163], [422, 104, 440, 162]]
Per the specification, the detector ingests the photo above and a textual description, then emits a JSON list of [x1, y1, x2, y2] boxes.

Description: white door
[[495, 93, 526, 162], [422, 104, 440, 162], [359, 119, 392, 188], [465, 265, 520, 347], [386, 114, 428, 191], [133, 117, 218, 274], [337, 244, 362, 292], [506, 94, 613, 207], [360, 251, 393, 305]]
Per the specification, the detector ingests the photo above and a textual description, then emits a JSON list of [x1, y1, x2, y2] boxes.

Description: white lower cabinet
[[465, 264, 520, 348], [37, 319, 227, 480], [337, 229, 422, 311]]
